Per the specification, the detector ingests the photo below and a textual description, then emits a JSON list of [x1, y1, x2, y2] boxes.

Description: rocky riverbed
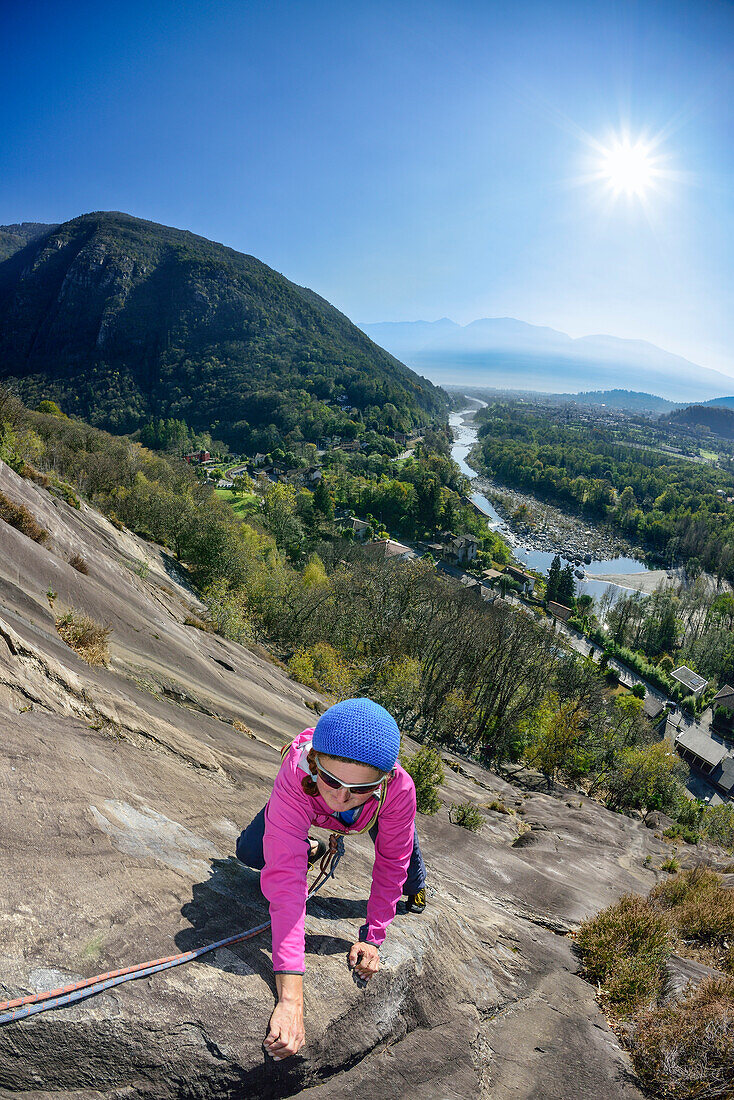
[[470, 467, 639, 564]]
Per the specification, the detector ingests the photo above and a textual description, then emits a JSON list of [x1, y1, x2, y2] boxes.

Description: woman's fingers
[[264, 1004, 305, 1059], [264, 1029, 303, 1059], [348, 941, 380, 980]]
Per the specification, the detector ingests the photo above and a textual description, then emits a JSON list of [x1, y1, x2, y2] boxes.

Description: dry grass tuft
[[183, 614, 213, 632], [578, 870, 734, 1097], [68, 553, 89, 574], [0, 489, 48, 543], [651, 866, 734, 971], [55, 608, 111, 666], [629, 976, 734, 1099], [233, 718, 256, 738]]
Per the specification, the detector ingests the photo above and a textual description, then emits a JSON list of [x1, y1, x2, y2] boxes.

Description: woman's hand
[[348, 940, 380, 981], [264, 974, 305, 1060]]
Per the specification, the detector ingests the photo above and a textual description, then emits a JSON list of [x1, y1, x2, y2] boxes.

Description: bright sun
[[597, 135, 660, 198]]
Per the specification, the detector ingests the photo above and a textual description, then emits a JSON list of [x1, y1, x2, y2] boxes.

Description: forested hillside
[[666, 404, 734, 440], [0, 213, 446, 451], [0, 221, 56, 262]]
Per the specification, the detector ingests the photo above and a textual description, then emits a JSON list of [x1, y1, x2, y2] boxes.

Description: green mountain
[[0, 212, 446, 449]]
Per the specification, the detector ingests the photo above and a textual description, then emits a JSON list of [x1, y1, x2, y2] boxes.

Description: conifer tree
[[312, 476, 334, 519], [557, 564, 576, 607], [546, 554, 562, 603]]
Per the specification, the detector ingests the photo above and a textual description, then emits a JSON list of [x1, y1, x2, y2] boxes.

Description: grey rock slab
[[0, 465, 679, 1099]]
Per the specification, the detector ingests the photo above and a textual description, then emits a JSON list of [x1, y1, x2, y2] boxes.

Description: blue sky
[[2, 0, 733, 374]]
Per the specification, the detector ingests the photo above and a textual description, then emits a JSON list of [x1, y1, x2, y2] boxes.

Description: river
[[449, 403, 653, 602]]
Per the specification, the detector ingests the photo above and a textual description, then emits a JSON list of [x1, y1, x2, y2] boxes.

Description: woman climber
[[236, 697, 427, 1061]]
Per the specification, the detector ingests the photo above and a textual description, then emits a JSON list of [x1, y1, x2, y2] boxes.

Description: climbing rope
[[0, 833, 346, 1026]]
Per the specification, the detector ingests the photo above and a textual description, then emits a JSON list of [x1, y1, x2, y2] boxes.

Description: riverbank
[[593, 568, 675, 594]]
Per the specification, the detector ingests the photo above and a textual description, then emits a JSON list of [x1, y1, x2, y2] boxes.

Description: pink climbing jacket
[[261, 728, 417, 973]]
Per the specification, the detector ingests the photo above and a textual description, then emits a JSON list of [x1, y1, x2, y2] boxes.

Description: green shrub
[[701, 804, 734, 850], [661, 855, 680, 873], [576, 893, 670, 1015], [201, 578, 252, 644], [631, 682, 645, 699], [36, 400, 65, 417], [663, 825, 699, 845], [449, 802, 485, 832], [401, 744, 444, 815], [287, 641, 355, 700], [51, 480, 80, 508]]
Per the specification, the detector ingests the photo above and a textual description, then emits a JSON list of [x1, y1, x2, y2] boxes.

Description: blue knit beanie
[[312, 698, 400, 773]]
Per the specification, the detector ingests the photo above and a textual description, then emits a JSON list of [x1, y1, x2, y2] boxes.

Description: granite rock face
[[0, 459, 700, 1099]]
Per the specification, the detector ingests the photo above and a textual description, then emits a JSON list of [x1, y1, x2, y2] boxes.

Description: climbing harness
[[0, 833, 345, 1026]]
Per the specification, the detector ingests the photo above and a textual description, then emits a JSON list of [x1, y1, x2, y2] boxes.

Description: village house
[[712, 684, 734, 716], [440, 532, 478, 564], [459, 575, 486, 600], [548, 601, 573, 622], [505, 565, 535, 594], [183, 449, 210, 464], [643, 695, 668, 732], [671, 666, 708, 696], [363, 538, 415, 561], [675, 726, 734, 802], [350, 518, 371, 540], [481, 567, 504, 587]]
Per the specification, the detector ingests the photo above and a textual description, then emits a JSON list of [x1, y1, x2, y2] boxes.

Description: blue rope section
[[0, 834, 346, 1026]]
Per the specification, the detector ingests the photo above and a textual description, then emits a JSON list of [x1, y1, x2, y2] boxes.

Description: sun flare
[[596, 134, 662, 199]]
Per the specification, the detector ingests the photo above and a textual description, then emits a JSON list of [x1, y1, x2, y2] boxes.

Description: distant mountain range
[[0, 213, 446, 449], [360, 317, 734, 404]]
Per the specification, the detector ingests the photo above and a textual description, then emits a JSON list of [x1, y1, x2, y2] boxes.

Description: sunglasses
[[314, 754, 387, 794]]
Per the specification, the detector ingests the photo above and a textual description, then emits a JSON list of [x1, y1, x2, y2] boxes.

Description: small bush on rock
[[449, 802, 485, 832], [576, 893, 670, 1014], [69, 553, 89, 574], [0, 490, 48, 543], [400, 745, 444, 815], [55, 608, 111, 666], [183, 614, 213, 632], [629, 976, 734, 1099], [579, 872, 734, 1097], [650, 867, 734, 968]]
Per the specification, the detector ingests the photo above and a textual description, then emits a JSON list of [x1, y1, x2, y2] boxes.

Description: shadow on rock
[[175, 857, 354, 984]]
